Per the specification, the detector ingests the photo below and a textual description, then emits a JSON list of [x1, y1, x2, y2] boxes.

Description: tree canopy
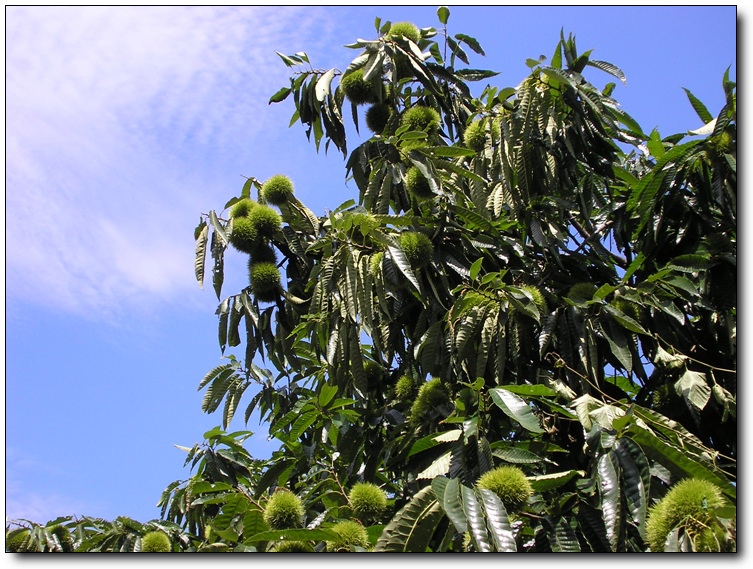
[[7, 8, 736, 553]]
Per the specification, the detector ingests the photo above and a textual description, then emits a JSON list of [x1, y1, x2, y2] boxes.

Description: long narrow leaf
[[478, 488, 516, 551], [461, 484, 491, 552], [374, 486, 442, 552], [432, 477, 467, 534], [489, 388, 544, 433], [597, 452, 621, 550]]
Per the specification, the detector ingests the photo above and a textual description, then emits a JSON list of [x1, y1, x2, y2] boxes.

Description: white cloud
[[4, 447, 102, 523], [5, 6, 339, 318]]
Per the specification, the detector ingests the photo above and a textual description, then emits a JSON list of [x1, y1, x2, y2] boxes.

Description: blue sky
[[4, 5, 737, 527]]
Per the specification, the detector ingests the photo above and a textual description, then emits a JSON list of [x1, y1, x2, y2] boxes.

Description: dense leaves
[[8, 6, 735, 553]]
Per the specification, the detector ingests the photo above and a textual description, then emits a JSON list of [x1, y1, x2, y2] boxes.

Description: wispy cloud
[[6, 6, 339, 318], [5, 447, 102, 523]]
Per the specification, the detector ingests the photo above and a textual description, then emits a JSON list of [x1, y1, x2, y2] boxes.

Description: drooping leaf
[[194, 222, 209, 288], [489, 388, 544, 433], [461, 484, 491, 552], [374, 485, 443, 552], [432, 476, 467, 534], [674, 369, 712, 412], [613, 438, 649, 536], [478, 488, 516, 551], [597, 452, 621, 550], [544, 515, 581, 552]]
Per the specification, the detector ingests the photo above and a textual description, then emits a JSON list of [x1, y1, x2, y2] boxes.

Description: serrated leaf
[[545, 515, 581, 552], [500, 384, 557, 398], [459, 484, 490, 552], [455, 33, 485, 56], [586, 59, 627, 84], [602, 319, 633, 373], [455, 68, 500, 81], [199, 363, 233, 391], [409, 429, 461, 457], [675, 369, 712, 412], [683, 87, 714, 124], [212, 493, 250, 530], [374, 486, 443, 552], [417, 450, 452, 479], [194, 223, 209, 288], [246, 528, 340, 543], [432, 477, 466, 534], [415, 145, 476, 158], [489, 388, 544, 433], [478, 488, 516, 551], [604, 303, 648, 335], [597, 452, 621, 550], [492, 446, 548, 464], [387, 245, 421, 292], [669, 254, 711, 271], [268, 86, 292, 104], [613, 438, 649, 536], [275, 51, 302, 67], [528, 469, 585, 491]]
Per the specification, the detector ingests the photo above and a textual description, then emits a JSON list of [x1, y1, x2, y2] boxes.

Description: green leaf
[[437, 6, 450, 25], [409, 430, 461, 457], [478, 488, 516, 551], [669, 254, 712, 271], [602, 319, 633, 373], [318, 384, 338, 408], [199, 363, 233, 391], [492, 446, 548, 465], [268, 86, 292, 104], [586, 59, 627, 85], [528, 469, 585, 492], [289, 410, 320, 441], [374, 486, 443, 552], [455, 68, 500, 81], [460, 484, 490, 552], [194, 222, 209, 289], [604, 304, 649, 336], [432, 477, 466, 534], [246, 528, 340, 543], [447, 35, 469, 65], [625, 425, 735, 500], [597, 452, 621, 550], [683, 87, 714, 124], [208, 210, 228, 247], [489, 388, 544, 433], [387, 245, 421, 292], [213, 493, 251, 530], [545, 515, 581, 552], [613, 438, 649, 536], [417, 450, 452, 479], [455, 33, 485, 56], [674, 369, 711, 412], [499, 384, 557, 398], [415, 145, 476, 158], [253, 460, 292, 499], [276, 51, 302, 67], [469, 257, 484, 281]]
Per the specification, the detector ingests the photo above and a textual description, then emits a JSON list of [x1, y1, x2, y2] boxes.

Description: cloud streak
[[6, 6, 338, 318]]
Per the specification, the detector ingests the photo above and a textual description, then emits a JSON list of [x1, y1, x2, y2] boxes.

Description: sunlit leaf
[[489, 388, 544, 433]]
